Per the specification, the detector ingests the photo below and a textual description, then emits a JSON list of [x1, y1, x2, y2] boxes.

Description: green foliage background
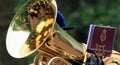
[[0, 0, 120, 65]]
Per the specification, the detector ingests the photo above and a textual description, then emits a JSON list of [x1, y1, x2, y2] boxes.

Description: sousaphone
[[6, 0, 86, 65], [6, 0, 57, 58]]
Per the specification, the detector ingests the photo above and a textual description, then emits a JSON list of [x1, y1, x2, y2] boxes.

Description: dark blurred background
[[0, 0, 120, 65]]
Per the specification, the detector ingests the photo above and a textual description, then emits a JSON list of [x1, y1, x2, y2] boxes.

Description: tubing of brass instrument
[[33, 23, 86, 65], [48, 57, 72, 65], [5, 0, 92, 64]]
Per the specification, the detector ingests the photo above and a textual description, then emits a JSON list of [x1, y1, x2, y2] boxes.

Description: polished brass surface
[[6, 0, 57, 58], [6, 0, 85, 64], [34, 52, 72, 65], [32, 23, 85, 65]]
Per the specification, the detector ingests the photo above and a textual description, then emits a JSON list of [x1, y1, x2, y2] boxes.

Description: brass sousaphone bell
[[6, 0, 57, 58], [6, 0, 86, 65]]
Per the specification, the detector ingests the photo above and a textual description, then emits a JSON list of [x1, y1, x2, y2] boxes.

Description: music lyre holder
[[85, 24, 117, 65]]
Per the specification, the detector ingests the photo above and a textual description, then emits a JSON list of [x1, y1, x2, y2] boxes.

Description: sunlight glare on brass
[[6, 0, 57, 58]]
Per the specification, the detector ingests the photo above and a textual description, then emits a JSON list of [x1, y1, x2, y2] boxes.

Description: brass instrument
[[6, 0, 85, 65], [6, 0, 120, 65], [32, 23, 85, 65]]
